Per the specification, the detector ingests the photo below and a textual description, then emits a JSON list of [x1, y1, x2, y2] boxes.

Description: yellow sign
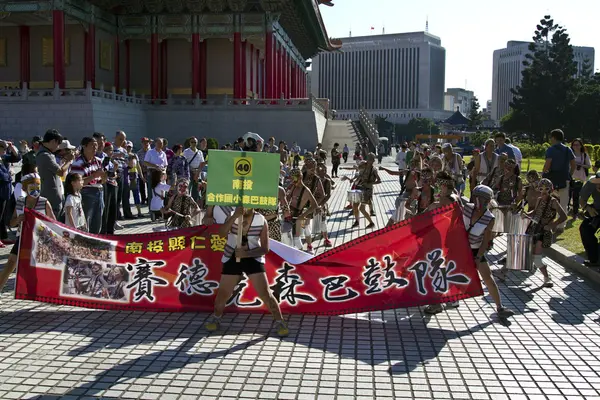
[[234, 157, 253, 177]]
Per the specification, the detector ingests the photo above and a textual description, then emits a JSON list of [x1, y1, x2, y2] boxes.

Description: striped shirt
[[462, 203, 494, 249], [222, 212, 266, 263], [16, 196, 47, 236], [71, 155, 104, 188]]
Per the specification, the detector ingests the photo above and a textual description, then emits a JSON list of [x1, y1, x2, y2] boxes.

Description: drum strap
[[466, 212, 485, 235]]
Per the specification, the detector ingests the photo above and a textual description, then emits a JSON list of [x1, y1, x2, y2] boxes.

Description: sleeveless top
[[478, 153, 498, 178], [222, 211, 266, 263], [496, 174, 520, 206], [462, 203, 494, 249], [16, 196, 48, 237], [417, 187, 435, 214]]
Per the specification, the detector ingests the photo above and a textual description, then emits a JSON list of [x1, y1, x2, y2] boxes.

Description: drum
[[491, 207, 506, 233], [505, 212, 530, 235], [393, 202, 406, 222], [506, 233, 535, 271], [347, 190, 363, 204]]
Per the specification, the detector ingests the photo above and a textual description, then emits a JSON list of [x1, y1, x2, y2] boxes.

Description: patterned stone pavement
[[0, 156, 599, 399]]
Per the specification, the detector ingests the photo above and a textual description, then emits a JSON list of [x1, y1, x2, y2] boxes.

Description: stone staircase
[[321, 119, 359, 153]]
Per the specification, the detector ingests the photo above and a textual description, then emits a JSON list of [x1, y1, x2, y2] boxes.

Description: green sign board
[[205, 150, 280, 210]]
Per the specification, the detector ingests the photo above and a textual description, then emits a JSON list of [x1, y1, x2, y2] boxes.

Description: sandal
[[424, 304, 444, 314], [497, 307, 514, 318]]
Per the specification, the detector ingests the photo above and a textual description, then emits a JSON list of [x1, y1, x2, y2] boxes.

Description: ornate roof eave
[[304, 0, 340, 56]]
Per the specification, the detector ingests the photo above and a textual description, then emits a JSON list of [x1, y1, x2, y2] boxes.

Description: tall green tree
[[567, 72, 600, 142], [509, 15, 578, 142], [468, 96, 482, 129]]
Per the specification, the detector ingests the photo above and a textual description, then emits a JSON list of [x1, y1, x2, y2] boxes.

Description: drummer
[[381, 155, 422, 197], [286, 168, 319, 251], [352, 153, 380, 229], [405, 167, 436, 218], [524, 170, 541, 211], [313, 162, 333, 247], [494, 158, 523, 210], [472, 139, 499, 186], [425, 171, 461, 211], [483, 152, 508, 189], [301, 158, 325, 254], [496, 178, 567, 287], [425, 185, 514, 318]]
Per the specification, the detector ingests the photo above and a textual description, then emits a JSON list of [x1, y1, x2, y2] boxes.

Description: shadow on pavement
[[548, 274, 600, 325]]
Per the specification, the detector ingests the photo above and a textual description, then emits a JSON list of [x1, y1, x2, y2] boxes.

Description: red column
[[284, 51, 289, 99], [256, 48, 260, 97], [151, 34, 159, 100], [200, 40, 207, 99], [52, 10, 65, 89], [249, 44, 254, 95], [290, 61, 295, 98], [265, 32, 273, 98], [275, 43, 281, 98], [84, 24, 96, 88], [233, 28, 241, 99], [114, 37, 120, 92], [241, 40, 247, 99], [160, 40, 168, 99], [280, 46, 285, 98], [125, 40, 131, 95], [19, 26, 30, 88], [192, 33, 200, 98]]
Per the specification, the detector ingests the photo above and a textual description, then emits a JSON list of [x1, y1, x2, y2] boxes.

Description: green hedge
[[514, 142, 550, 159]]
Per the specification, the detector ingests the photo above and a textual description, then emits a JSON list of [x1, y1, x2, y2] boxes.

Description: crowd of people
[[3, 125, 600, 336]]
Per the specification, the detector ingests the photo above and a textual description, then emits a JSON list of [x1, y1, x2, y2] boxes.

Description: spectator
[[113, 131, 134, 220], [342, 144, 349, 163], [504, 138, 522, 167], [494, 132, 516, 160], [144, 138, 168, 221], [198, 137, 208, 159], [37, 129, 72, 217], [0, 140, 20, 246], [137, 137, 151, 204], [167, 144, 190, 185], [21, 135, 42, 168], [64, 173, 88, 231], [163, 138, 175, 165], [126, 141, 144, 218], [291, 141, 301, 168], [279, 141, 288, 165], [71, 137, 105, 234], [101, 142, 119, 234], [149, 169, 170, 221], [570, 138, 591, 219], [543, 129, 575, 232], [183, 137, 205, 202], [331, 143, 341, 178], [395, 144, 407, 190], [579, 172, 600, 267], [93, 132, 106, 161]]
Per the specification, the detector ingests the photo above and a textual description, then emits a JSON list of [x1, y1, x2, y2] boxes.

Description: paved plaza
[[1, 157, 600, 399]]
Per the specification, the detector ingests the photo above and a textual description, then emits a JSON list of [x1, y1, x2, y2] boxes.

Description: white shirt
[[395, 151, 407, 170], [65, 193, 86, 229], [144, 149, 168, 169], [508, 144, 522, 167], [183, 147, 205, 170], [150, 182, 171, 211]]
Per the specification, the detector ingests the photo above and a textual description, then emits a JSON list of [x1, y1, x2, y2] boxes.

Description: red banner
[[15, 204, 483, 315]]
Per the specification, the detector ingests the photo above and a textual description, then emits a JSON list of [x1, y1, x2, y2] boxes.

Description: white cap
[[126, 140, 133, 148], [57, 140, 76, 150]]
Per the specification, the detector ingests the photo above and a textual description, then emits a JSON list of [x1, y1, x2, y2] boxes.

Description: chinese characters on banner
[[15, 204, 483, 314], [205, 150, 280, 209]]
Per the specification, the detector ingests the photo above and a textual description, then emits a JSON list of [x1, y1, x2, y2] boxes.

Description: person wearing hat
[[352, 153, 380, 228], [442, 143, 464, 194], [579, 172, 600, 267], [0, 140, 21, 246], [0, 173, 55, 293], [425, 185, 514, 317]]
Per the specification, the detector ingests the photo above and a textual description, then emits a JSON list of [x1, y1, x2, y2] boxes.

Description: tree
[[469, 131, 491, 147], [468, 96, 482, 129], [509, 15, 578, 142], [567, 72, 600, 143]]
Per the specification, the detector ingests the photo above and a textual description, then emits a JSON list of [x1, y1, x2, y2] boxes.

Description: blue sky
[[319, 0, 598, 105]]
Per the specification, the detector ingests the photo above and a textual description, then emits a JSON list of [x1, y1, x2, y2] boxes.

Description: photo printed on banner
[[31, 219, 117, 269], [60, 257, 130, 303]]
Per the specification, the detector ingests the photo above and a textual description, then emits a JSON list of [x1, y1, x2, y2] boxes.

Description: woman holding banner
[[0, 173, 55, 294], [424, 185, 514, 318], [205, 206, 288, 336]]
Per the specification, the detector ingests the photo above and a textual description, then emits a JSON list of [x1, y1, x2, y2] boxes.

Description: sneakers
[[114, 222, 124, 230], [446, 301, 460, 309], [424, 304, 444, 314], [306, 244, 314, 254], [274, 321, 289, 337], [542, 276, 554, 288], [205, 315, 222, 332], [324, 239, 333, 247]]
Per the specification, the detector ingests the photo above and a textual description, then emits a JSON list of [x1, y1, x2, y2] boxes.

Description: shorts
[[10, 239, 20, 256], [222, 257, 265, 276], [471, 248, 486, 263]]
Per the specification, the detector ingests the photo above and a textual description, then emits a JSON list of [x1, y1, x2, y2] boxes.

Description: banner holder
[[236, 214, 243, 263]]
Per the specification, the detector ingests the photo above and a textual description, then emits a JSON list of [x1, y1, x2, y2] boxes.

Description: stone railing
[[0, 82, 320, 111], [358, 108, 380, 149]]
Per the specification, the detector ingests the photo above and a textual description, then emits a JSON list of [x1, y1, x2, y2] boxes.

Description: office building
[[492, 41, 595, 121], [311, 32, 448, 123], [445, 88, 474, 116]]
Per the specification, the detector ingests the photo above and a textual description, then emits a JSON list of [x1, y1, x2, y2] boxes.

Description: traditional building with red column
[[0, 0, 340, 148]]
